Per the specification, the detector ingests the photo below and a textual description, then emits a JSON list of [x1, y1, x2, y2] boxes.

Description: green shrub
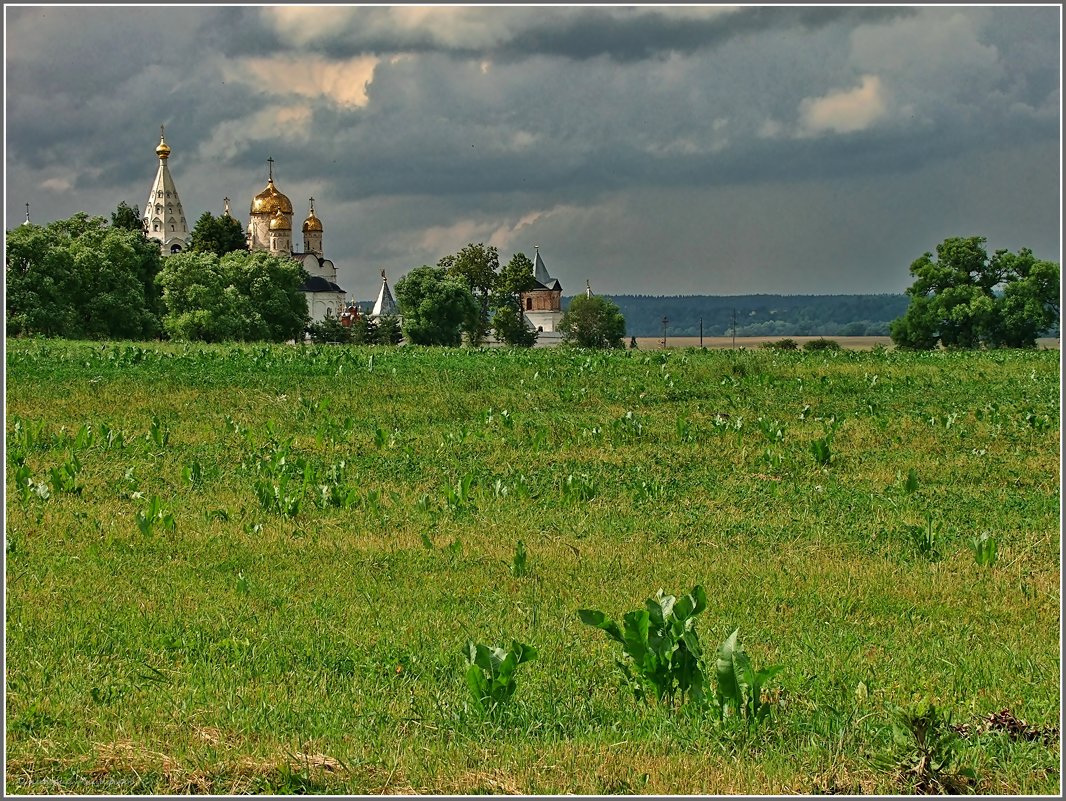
[[803, 337, 842, 351], [760, 338, 799, 350], [579, 585, 708, 706]]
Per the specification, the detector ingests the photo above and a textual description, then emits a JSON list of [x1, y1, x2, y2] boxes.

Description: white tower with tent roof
[[142, 126, 189, 254], [371, 270, 398, 318]]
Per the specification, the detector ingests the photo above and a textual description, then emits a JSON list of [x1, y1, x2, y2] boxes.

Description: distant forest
[[560, 294, 911, 337]]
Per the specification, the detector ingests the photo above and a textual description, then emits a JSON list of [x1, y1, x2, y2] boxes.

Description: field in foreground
[[5, 340, 1060, 795]]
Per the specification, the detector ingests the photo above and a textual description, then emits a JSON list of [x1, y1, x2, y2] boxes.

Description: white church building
[[142, 130, 348, 326]]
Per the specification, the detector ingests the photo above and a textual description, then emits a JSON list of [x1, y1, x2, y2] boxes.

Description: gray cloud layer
[[5, 5, 1060, 300]]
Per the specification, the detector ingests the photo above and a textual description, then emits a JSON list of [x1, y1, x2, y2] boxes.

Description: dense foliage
[[189, 210, 248, 257], [439, 244, 540, 346], [394, 265, 479, 346], [891, 237, 1060, 350], [5, 212, 162, 339], [559, 295, 627, 348], [156, 250, 309, 342]]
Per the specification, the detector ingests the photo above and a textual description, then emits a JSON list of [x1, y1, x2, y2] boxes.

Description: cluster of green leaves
[[876, 701, 978, 793], [462, 640, 538, 713], [580, 587, 782, 722], [307, 312, 401, 345], [156, 249, 309, 343], [579, 586, 710, 707], [439, 243, 540, 346], [189, 211, 247, 257], [714, 629, 781, 725], [136, 494, 176, 536], [892, 236, 1059, 350], [6, 212, 162, 339], [559, 295, 627, 349]]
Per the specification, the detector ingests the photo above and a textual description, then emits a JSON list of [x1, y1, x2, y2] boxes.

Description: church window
[[166, 191, 171, 198], [156, 204, 162, 214], [153, 221, 160, 231], [171, 223, 175, 231], [157, 190, 162, 198], [171, 244, 182, 254]]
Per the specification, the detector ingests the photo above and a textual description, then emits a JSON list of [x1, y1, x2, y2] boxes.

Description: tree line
[[6, 208, 628, 348], [596, 293, 911, 338], [7, 208, 1056, 350]]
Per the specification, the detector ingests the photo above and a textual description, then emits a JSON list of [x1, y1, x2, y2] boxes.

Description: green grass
[[5, 339, 1060, 794]]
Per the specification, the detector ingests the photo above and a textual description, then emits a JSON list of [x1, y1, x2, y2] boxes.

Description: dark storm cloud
[[5, 5, 1059, 297], [257, 5, 916, 63]]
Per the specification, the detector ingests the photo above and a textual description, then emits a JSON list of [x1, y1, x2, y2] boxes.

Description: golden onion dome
[[302, 198, 323, 233], [269, 209, 291, 231], [155, 137, 171, 160], [251, 179, 293, 216]]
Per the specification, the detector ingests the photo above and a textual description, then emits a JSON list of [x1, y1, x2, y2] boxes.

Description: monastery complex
[[141, 128, 568, 340]]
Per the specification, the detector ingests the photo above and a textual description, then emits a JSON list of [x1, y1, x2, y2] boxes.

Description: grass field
[[5, 339, 1061, 794]]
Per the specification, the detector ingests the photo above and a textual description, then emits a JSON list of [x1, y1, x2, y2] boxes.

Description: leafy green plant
[[803, 338, 842, 351], [509, 540, 528, 577], [579, 585, 708, 706], [562, 473, 597, 503], [970, 531, 998, 567], [445, 473, 476, 514], [907, 514, 941, 560], [810, 416, 842, 467], [48, 454, 82, 495], [714, 628, 782, 726], [182, 460, 205, 488], [136, 495, 176, 536], [878, 701, 977, 794], [254, 476, 303, 518], [462, 640, 538, 713], [147, 415, 170, 449], [903, 468, 919, 494]]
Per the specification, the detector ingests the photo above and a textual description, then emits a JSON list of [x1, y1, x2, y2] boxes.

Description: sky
[[4, 4, 1061, 301]]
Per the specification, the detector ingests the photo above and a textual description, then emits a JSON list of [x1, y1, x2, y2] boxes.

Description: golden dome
[[302, 197, 323, 233], [155, 125, 171, 159], [252, 179, 293, 216], [269, 209, 291, 231]]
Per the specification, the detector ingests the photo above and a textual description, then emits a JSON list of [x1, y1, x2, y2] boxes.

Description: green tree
[[156, 250, 308, 342], [374, 314, 403, 345], [308, 314, 351, 344], [189, 211, 248, 257], [559, 295, 627, 349], [491, 252, 538, 347], [6, 212, 161, 339], [111, 201, 144, 233], [891, 237, 1060, 350], [440, 243, 499, 344], [349, 313, 377, 345], [394, 265, 478, 346]]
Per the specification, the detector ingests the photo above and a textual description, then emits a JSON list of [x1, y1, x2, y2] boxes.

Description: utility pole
[[732, 308, 737, 350], [699, 317, 703, 348], [661, 316, 669, 349]]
